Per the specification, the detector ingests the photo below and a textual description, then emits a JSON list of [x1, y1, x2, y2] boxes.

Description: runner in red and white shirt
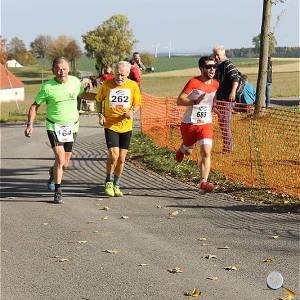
[[176, 56, 220, 192]]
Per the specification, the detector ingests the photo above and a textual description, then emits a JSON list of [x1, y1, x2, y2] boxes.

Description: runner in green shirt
[[25, 57, 84, 204]]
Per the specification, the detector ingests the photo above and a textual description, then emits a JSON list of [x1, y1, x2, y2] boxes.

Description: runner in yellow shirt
[[96, 61, 142, 197], [25, 57, 84, 204]]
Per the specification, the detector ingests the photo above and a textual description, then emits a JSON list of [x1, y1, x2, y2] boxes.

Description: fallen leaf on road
[[205, 255, 217, 259], [224, 265, 237, 271], [42, 223, 49, 226], [86, 221, 94, 224], [58, 258, 69, 262], [102, 216, 109, 220], [168, 267, 183, 273], [263, 258, 272, 263], [156, 204, 162, 208], [2, 250, 8, 253], [50, 255, 60, 259], [217, 246, 230, 249], [201, 243, 209, 246], [120, 216, 129, 219], [99, 206, 110, 211], [207, 276, 218, 280], [103, 249, 118, 254], [280, 287, 295, 300], [184, 288, 201, 297], [138, 263, 149, 266], [197, 237, 207, 241], [169, 210, 179, 216], [78, 241, 88, 245], [271, 235, 279, 239], [93, 231, 99, 233]]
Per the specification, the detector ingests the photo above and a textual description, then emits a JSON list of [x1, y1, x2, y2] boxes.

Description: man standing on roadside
[[265, 57, 272, 108], [175, 56, 219, 193], [130, 52, 146, 75], [24, 57, 84, 204], [96, 61, 141, 197], [213, 45, 243, 153]]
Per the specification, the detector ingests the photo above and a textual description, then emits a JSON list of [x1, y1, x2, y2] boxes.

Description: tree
[[82, 15, 137, 71], [47, 36, 82, 74], [30, 35, 52, 58], [252, 32, 277, 56], [64, 40, 82, 75], [255, 0, 286, 114], [140, 52, 155, 67], [0, 35, 8, 64], [7, 36, 37, 65], [7, 37, 27, 61]]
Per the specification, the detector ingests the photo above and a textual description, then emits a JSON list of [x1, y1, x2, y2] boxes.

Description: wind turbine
[[163, 41, 174, 58], [152, 43, 160, 58]]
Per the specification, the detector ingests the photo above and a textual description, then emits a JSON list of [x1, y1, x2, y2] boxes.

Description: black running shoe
[[53, 189, 64, 204]]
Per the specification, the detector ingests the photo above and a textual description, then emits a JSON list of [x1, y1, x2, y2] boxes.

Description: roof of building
[[0, 64, 24, 89]]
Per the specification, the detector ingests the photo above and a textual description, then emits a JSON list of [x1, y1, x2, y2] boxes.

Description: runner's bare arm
[[124, 105, 140, 119], [96, 100, 106, 126], [24, 102, 39, 138], [177, 92, 205, 106]]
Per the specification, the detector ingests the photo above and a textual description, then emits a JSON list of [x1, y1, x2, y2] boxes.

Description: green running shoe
[[113, 185, 123, 197], [104, 181, 115, 197]]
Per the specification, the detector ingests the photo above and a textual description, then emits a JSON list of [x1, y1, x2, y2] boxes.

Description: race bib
[[54, 124, 74, 143], [191, 105, 210, 123], [109, 88, 131, 109]]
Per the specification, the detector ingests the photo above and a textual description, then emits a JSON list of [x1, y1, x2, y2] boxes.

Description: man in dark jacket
[[213, 45, 243, 153], [265, 57, 272, 108]]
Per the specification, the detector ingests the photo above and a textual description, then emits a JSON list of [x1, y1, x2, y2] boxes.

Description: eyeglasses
[[204, 64, 217, 69]]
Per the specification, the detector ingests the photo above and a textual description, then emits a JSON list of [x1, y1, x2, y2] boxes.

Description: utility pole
[[255, 0, 272, 114]]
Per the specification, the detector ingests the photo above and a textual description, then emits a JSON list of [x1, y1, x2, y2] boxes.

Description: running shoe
[[175, 149, 184, 163], [113, 185, 123, 197], [104, 181, 115, 197], [48, 167, 55, 192], [199, 181, 214, 193], [53, 190, 64, 204]]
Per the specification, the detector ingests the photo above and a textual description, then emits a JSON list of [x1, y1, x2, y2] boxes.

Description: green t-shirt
[[35, 76, 84, 131]]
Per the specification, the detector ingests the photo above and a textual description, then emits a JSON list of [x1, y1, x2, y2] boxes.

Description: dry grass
[[144, 59, 300, 78]]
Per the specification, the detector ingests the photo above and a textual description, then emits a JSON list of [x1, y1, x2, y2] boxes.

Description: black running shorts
[[104, 128, 132, 150], [47, 130, 77, 152]]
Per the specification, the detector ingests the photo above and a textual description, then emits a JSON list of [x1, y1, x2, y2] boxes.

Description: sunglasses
[[204, 64, 217, 69]]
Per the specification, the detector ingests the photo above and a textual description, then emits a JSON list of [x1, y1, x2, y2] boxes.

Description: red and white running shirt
[[181, 77, 219, 125]]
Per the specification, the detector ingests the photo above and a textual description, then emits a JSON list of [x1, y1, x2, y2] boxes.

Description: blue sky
[[1, 0, 299, 54]]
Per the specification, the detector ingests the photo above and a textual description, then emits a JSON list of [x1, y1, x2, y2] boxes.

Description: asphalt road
[[1, 115, 299, 300]]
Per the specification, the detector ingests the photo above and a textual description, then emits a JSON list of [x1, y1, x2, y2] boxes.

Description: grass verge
[[129, 132, 300, 213]]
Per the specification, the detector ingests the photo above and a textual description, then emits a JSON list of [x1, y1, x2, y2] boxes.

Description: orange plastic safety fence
[[140, 93, 300, 198]]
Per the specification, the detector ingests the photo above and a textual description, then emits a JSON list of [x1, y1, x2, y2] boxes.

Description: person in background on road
[[24, 57, 84, 204], [213, 45, 244, 153], [130, 52, 146, 75], [96, 61, 142, 197], [175, 56, 220, 193], [99, 65, 114, 85], [128, 60, 142, 88], [265, 57, 272, 108]]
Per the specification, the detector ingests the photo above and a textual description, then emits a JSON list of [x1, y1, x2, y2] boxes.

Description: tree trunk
[[255, 0, 272, 115]]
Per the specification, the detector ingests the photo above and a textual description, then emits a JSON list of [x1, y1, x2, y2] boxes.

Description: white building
[[0, 64, 24, 102], [6, 59, 23, 68]]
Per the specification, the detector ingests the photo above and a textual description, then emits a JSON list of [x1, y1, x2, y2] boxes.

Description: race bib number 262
[[109, 88, 131, 109]]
